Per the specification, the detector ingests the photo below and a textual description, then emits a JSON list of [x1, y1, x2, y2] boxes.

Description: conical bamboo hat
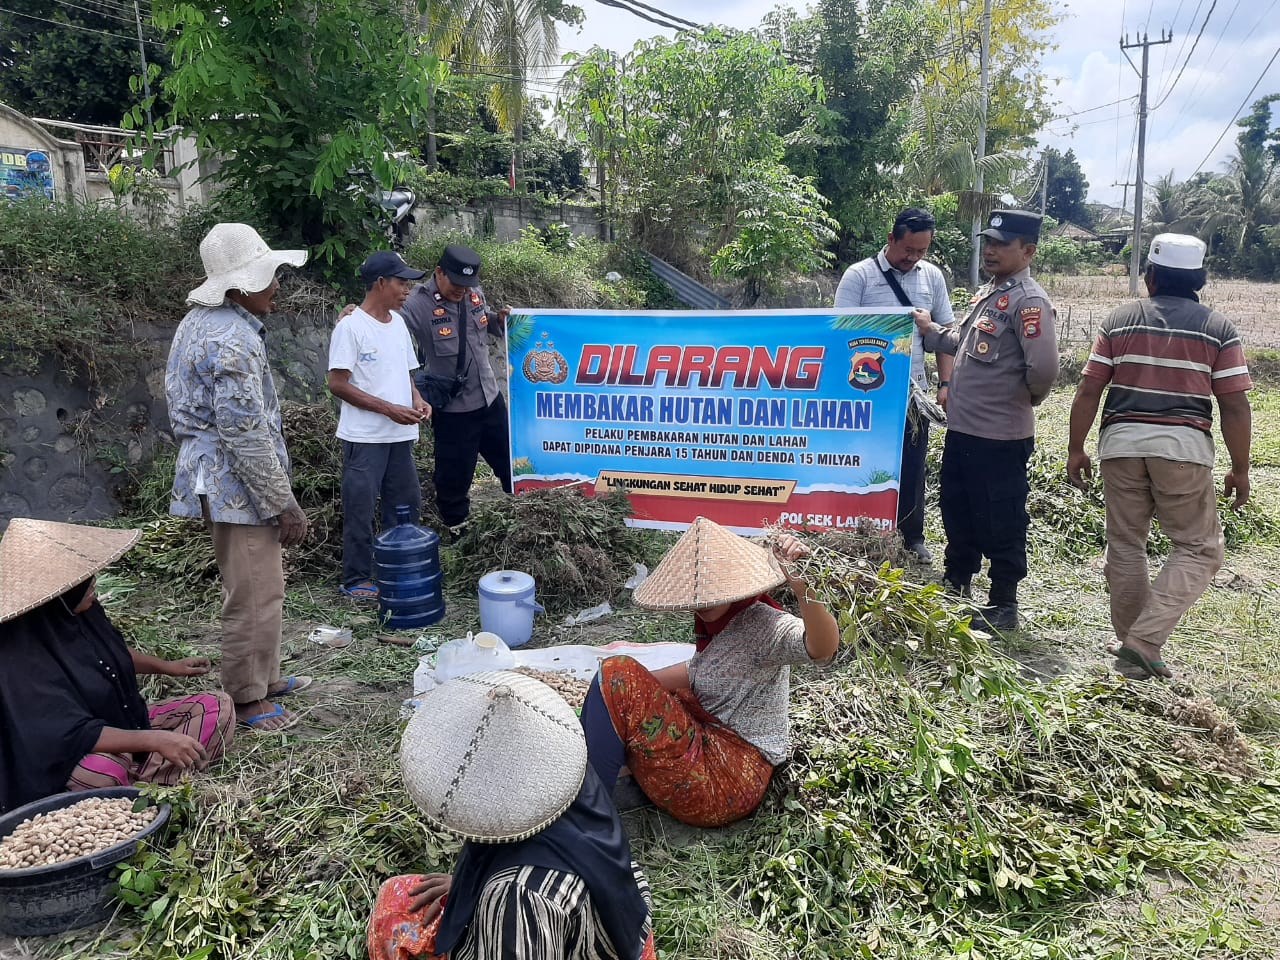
[[0, 518, 141, 623], [632, 516, 784, 611]]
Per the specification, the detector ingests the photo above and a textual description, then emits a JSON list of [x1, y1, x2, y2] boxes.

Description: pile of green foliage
[[657, 547, 1280, 958], [447, 486, 659, 616]]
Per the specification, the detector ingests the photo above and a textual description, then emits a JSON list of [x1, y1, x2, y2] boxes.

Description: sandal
[[340, 581, 379, 601], [268, 675, 313, 696], [1109, 643, 1173, 680], [238, 702, 299, 733]]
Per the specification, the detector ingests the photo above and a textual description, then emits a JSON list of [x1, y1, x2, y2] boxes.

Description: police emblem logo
[[996, 294, 1009, 310], [462, 266, 475, 275], [847, 350, 886, 392], [990, 215, 1003, 227], [478, 315, 488, 326], [523, 337, 569, 384], [438, 327, 453, 337], [433, 307, 446, 317], [1023, 321, 1041, 339], [469, 292, 482, 306], [976, 341, 990, 355], [977, 318, 997, 333]]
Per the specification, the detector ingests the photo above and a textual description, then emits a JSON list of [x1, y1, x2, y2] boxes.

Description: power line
[[1153, 0, 1201, 101], [1151, 0, 1214, 110], [1171, 0, 1244, 119], [48, 0, 139, 25], [589, 0, 696, 32], [1188, 44, 1280, 177], [0, 5, 163, 45], [1050, 95, 1137, 121]]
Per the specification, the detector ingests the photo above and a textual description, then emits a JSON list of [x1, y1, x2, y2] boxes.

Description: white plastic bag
[[434, 631, 516, 682]]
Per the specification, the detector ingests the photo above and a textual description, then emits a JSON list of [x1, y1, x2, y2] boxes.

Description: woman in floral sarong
[[579, 518, 840, 828]]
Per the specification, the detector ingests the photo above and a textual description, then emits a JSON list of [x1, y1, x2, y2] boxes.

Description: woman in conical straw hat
[[0, 519, 235, 814], [369, 671, 657, 960], [578, 518, 840, 828]]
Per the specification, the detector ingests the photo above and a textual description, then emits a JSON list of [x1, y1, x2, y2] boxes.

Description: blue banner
[[506, 309, 913, 533]]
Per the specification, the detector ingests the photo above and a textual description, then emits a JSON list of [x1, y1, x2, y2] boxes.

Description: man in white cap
[[166, 222, 312, 732], [1067, 233, 1253, 679]]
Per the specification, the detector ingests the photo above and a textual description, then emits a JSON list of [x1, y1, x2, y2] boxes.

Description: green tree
[[758, 0, 933, 255], [710, 160, 839, 304], [558, 30, 824, 266], [143, 0, 443, 273], [419, 0, 582, 173], [0, 0, 165, 126], [1043, 147, 1092, 227]]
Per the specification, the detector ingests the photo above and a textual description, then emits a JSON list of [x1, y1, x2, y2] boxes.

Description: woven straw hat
[[0, 519, 141, 623], [633, 516, 784, 611], [399, 671, 588, 843], [186, 223, 308, 306]]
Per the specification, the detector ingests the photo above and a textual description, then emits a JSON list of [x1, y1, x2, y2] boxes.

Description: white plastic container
[[434, 631, 517, 683], [478, 570, 544, 648]]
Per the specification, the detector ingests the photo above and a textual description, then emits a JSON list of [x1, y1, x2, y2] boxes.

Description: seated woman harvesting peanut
[[579, 517, 840, 828], [0, 519, 235, 814]]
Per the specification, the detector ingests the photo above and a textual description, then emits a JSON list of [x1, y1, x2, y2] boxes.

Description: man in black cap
[[911, 210, 1060, 631], [328, 251, 432, 599], [400, 244, 512, 537]]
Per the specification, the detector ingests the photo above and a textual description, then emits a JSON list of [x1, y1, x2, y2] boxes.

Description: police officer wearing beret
[[400, 244, 512, 537], [912, 210, 1060, 631]]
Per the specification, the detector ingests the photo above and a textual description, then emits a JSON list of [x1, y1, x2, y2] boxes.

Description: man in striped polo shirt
[[1067, 233, 1253, 679]]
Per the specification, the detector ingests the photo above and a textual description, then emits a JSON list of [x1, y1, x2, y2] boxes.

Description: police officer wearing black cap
[[912, 210, 1060, 631], [400, 244, 512, 536]]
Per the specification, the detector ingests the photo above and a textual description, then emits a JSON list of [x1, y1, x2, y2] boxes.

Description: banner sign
[[506, 308, 913, 533], [1, 148, 54, 202]]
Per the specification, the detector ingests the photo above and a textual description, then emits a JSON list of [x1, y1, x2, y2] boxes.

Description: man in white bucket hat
[[165, 223, 313, 732], [1067, 233, 1253, 680]]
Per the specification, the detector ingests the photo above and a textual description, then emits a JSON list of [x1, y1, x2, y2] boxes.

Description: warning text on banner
[[505, 309, 913, 533]]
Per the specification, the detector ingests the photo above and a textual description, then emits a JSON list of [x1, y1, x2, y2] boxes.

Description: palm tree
[[419, 0, 561, 175]]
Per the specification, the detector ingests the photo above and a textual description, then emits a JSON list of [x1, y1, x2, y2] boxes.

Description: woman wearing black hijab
[[368, 671, 656, 960], [0, 519, 234, 814]]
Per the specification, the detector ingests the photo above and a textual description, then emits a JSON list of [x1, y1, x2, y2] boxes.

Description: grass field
[[4, 363, 1280, 960]]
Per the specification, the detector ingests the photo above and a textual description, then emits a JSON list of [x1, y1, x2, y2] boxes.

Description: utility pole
[[1112, 180, 1136, 212], [970, 0, 992, 288], [1120, 30, 1172, 295], [132, 0, 153, 129], [1040, 149, 1050, 216]]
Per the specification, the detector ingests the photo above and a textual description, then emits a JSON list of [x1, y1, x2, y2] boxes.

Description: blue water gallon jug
[[374, 505, 445, 630]]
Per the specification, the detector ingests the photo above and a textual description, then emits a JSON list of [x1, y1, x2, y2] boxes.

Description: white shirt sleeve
[[931, 268, 956, 326], [328, 316, 359, 373]]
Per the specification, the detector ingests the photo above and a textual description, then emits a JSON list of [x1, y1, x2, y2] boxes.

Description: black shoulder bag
[[414, 315, 469, 411], [880, 266, 948, 425], [880, 267, 914, 310]]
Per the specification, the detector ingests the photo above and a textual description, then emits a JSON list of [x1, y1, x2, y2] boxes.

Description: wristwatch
[[938, 380, 950, 389]]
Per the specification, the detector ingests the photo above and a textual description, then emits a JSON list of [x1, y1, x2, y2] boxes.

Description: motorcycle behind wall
[[380, 187, 417, 250]]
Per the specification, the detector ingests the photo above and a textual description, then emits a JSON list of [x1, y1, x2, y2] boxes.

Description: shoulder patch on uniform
[[1020, 305, 1042, 320], [470, 292, 482, 306], [996, 294, 1009, 310], [1023, 320, 1041, 338], [433, 307, 446, 317], [977, 317, 997, 333]]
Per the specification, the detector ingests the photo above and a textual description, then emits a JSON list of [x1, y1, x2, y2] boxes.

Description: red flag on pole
[[508, 153, 516, 192]]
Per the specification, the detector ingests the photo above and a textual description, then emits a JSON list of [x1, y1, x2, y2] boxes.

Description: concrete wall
[[0, 312, 338, 528], [415, 197, 606, 243]]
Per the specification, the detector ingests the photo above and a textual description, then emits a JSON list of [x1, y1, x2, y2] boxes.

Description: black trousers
[[340, 440, 421, 586], [431, 394, 513, 527], [897, 416, 929, 544], [939, 430, 1034, 601]]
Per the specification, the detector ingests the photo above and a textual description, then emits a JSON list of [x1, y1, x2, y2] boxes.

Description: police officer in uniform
[[400, 244, 512, 537], [912, 210, 1060, 631]]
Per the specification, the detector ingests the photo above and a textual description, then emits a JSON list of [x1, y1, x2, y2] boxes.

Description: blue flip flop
[[239, 703, 299, 732], [340, 581, 379, 601], [269, 675, 313, 696]]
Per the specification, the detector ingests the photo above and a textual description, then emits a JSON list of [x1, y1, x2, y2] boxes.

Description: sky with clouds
[[549, 0, 1280, 210]]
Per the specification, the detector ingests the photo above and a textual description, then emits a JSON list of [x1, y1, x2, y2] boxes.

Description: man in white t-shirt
[[328, 251, 432, 600]]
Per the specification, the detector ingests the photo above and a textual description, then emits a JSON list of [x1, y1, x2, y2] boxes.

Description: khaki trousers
[[1100, 457, 1224, 651], [201, 498, 285, 703]]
